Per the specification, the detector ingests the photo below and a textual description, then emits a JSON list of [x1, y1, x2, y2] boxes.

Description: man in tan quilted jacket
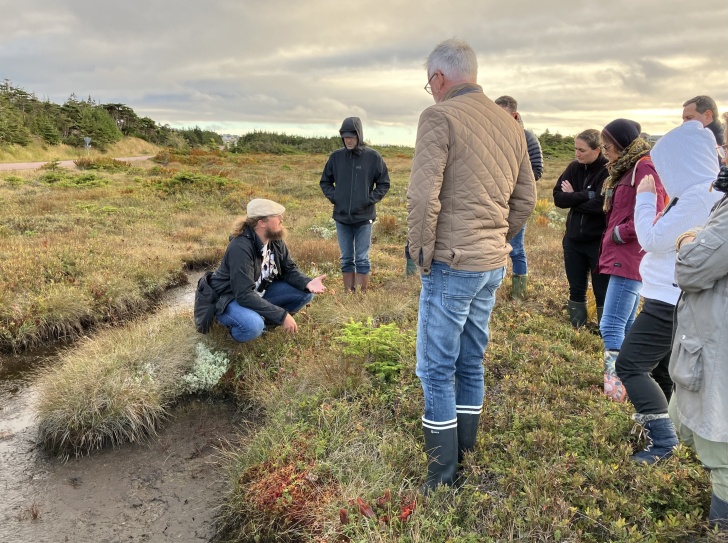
[[407, 39, 536, 494]]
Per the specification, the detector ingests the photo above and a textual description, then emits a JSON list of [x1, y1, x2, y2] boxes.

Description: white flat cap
[[247, 198, 285, 217]]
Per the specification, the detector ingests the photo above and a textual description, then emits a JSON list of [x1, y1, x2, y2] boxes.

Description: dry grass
[[36, 310, 198, 457], [0, 163, 237, 350], [0, 137, 159, 164]]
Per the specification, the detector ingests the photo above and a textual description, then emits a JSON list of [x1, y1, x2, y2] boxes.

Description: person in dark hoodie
[[320, 117, 390, 293], [209, 198, 327, 343], [683, 95, 724, 146], [553, 129, 610, 328], [495, 96, 543, 300]]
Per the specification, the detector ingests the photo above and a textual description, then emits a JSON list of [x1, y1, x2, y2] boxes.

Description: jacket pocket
[[680, 230, 725, 267], [670, 333, 704, 392], [441, 269, 484, 312]]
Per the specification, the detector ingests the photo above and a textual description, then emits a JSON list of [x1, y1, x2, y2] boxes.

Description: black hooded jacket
[[553, 154, 609, 242], [320, 117, 391, 225], [707, 118, 725, 146], [209, 226, 312, 325]]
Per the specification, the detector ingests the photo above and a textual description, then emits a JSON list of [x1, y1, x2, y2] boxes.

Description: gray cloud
[[1, 0, 726, 143]]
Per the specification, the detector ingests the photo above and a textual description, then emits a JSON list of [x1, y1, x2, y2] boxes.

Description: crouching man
[[407, 39, 536, 494], [209, 198, 327, 342]]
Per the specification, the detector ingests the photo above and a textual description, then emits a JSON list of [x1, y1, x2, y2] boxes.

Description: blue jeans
[[600, 275, 642, 351], [509, 225, 528, 276], [416, 261, 505, 429], [335, 221, 372, 274], [216, 281, 314, 343]]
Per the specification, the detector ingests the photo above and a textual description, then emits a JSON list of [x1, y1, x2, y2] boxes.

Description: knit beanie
[[650, 120, 719, 198], [602, 119, 642, 150]]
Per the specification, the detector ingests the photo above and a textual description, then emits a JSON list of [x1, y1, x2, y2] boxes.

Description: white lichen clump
[[181, 343, 230, 394]]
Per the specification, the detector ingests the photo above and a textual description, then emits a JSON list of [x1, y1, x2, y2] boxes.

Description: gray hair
[[426, 39, 478, 81]]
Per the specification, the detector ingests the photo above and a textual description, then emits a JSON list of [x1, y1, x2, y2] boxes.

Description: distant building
[[221, 134, 239, 144]]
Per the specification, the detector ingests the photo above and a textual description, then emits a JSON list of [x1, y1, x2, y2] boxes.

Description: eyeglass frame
[[424, 72, 440, 95]]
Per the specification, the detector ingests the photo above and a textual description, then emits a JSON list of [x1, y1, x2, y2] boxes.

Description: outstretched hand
[[306, 274, 327, 294]]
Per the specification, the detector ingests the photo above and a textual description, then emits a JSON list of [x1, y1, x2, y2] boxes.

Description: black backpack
[[194, 271, 220, 334]]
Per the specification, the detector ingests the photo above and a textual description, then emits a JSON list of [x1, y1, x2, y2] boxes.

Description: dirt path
[[0, 272, 243, 542], [0, 156, 153, 171]]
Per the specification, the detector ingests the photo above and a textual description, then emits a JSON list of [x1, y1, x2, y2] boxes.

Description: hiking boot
[[710, 492, 728, 530], [511, 274, 528, 301], [343, 272, 356, 293], [456, 412, 480, 465], [603, 350, 627, 402], [420, 424, 458, 496], [355, 273, 369, 293], [567, 300, 588, 328], [630, 415, 679, 465]]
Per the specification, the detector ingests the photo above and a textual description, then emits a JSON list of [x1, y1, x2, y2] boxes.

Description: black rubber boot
[[710, 492, 728, 530], [456, 413, 480, 464], [597, 306, 604, 325], [567, 300, 588, 328], [420, 426, 458, 496]]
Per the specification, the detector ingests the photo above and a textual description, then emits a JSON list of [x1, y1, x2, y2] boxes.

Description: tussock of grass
[[36, 311, 198, 457]]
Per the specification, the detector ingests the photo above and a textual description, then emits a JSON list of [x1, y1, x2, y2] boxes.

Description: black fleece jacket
[[708, 118, 725, 146], [320, 117, 390, 225], [209, 226, 311, 325], [553, 154, 609, 242]]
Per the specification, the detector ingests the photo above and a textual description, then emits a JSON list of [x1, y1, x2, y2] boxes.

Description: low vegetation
[[18, 141, 718, 540]]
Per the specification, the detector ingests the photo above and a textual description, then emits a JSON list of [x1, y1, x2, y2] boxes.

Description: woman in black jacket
[[553, 129, 610, 327]]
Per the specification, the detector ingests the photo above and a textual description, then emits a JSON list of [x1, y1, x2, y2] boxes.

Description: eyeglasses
[[424, 72, 438, 95], [717, 145, 727, 159], [601, 144, 613, 152]]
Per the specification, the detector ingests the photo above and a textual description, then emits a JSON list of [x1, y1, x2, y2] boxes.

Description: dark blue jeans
[[216, 281, 314, 343], [335, 221, 372, 274], [509, 225, 528, 276]]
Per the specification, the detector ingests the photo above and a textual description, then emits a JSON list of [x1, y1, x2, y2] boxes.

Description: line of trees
[[0, 80, 222, 150]]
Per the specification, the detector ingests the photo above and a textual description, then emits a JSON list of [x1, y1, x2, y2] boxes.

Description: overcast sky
[[1, 0, 726, 145]]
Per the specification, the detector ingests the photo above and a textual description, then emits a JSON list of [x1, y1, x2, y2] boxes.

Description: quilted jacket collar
[[443, 83, 483, 101]]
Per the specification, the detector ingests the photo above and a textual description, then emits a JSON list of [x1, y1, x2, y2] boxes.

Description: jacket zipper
[[348, 151, 355, 218], [579, 164, 593, 237]]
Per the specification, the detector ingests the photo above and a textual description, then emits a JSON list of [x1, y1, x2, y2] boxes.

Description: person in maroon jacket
[[597, 119, 666, 402]]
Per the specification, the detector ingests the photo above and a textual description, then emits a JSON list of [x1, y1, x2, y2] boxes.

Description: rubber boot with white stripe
[[456, 405, 482, 464], [420, 418, 458, 496]]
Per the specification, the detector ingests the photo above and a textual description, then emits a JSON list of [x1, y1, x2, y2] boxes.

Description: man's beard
[[266, 225, 286, 241]]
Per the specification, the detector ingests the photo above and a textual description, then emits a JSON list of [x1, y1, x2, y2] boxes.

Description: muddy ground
[[0, 272, 246, 543]]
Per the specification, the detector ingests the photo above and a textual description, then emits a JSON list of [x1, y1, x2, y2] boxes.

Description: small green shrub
[[61, 173, 109, 188], [74, 156, 131, 171], [337, 317, 415, 381], [4, 175, 24, 186], [146, 171, 236, 195], [39, 171, 66, 183]]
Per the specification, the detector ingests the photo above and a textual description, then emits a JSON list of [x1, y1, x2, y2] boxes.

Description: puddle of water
[[0, 271, 239, 542]]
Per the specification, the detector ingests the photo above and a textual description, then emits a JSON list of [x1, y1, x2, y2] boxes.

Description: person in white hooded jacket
[[615, 119, 722, 464]]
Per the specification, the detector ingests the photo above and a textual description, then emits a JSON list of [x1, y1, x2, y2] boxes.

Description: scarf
[[601, 138, 652, 212]]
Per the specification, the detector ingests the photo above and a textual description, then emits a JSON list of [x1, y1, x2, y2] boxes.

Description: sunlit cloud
[[1, 0, 725, 145]]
